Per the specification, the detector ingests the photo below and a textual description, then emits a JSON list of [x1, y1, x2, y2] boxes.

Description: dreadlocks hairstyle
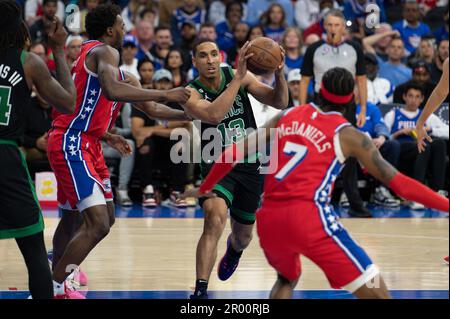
[[85, 4, 122, 40], [0, 0, 31, 58], [318, 67, 355, 114]]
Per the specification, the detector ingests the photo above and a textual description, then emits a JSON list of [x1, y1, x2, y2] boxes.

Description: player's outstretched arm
[[182, 42, 255, 125], [25, 18, 76, 114], [182, 112, 283, 198], [339, 126, 448, 212], [123, 72, 189, 121], [242, 46, 289, 109], [95, 46, 190, 104], [416, 58, 449, 152]]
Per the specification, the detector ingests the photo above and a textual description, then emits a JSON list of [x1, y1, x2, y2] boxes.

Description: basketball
[[246, 37, 283, 75]]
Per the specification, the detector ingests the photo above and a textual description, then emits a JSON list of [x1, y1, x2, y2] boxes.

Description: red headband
[[320, 82, 354, 104]]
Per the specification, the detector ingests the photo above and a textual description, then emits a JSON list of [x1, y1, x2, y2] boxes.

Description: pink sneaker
[[54, 282, 86, 299], [73, 268, 88, 287]]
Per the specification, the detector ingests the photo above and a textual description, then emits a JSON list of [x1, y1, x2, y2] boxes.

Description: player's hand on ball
[[180, 187, 216, 199], [105, 133, 132, 156], [236, 41, 254, 79], [275, 45, 286, 75], [47, 17, 67, 50], [166, 87, 191, 104]]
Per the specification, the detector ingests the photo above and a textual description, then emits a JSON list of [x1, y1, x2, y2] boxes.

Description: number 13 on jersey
[[275, 142, 308, 181]]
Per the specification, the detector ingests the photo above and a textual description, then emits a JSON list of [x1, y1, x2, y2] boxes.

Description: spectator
[[394, 61, 436, 107], [122, 0, 157, 33], [281, 28, 304, 76], [140, 8, 159, 27], [407, 36, 436, 67], [247, 25, 266, 41], [208, 0, 248, 25], [343, 0, 387, 27], [164, 49, 188, 87], [433, 6, 449, 43], [23, 88, 52, 162], [131, 69, 191, 207], [150, 26, 174, 70], [246, 0, 294, 27], [354, 89, 401, 207], [302, 1, 335, 41], [29, 0, 58, 44], [261, 3, 287, 43], [216, 1, 244, 52], [159, 0, 205, 27], [76, 0, 101, 34], [300, 9, 370, 217], [226, 22, 250, 68], [364, 53, 394, 105], [135, 20, 155, 61], [102, 104, 136, 207], [170, 0, 206, 45], [120, 35, 141, 80], [362, 23, 395, 62], [287, 68, 301, 106], [384, 82, 449, 209], [138, 58, 156, 89], [392, 0, 431, 56], [178, 22, 197, 72], [65, 35, 83, 69], [24, 0, 64, 27], [199, 23, 228, 62], [295, 0, 338, 30], [430, 39, 449, 83], [366, 35, 413, 88]]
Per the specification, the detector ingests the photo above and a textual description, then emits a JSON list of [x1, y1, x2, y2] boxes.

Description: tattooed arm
[[339, 126, 448, 212], [339, 126, 397, 186]]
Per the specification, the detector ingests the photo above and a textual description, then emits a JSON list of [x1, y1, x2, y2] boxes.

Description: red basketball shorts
[[47, 130, 113, 211], [256, 200, 379, 292]]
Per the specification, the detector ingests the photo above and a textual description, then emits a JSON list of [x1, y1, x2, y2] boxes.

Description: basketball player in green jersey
[[0, 1, 76, 298], [183, 39, 289, 298]]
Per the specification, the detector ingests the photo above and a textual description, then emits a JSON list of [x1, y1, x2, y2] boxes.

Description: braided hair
[[318, 67, 355, 116], [0, 0, 30, 57]]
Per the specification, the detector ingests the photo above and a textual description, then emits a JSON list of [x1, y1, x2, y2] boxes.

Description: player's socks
[[218, 236, 243, 281], [190, 279, 209, 299]]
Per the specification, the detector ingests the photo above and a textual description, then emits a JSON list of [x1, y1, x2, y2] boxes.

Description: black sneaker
[[189, 291, 209, 299]]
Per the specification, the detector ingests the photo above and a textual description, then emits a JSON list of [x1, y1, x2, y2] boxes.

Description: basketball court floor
[[0, 204, 448, 299]]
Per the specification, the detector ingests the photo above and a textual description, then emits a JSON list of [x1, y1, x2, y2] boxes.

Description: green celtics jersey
[[188, 66, 258, 157]]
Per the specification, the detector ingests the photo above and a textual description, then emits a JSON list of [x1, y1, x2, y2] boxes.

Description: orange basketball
[[246, 37, 283, 75]]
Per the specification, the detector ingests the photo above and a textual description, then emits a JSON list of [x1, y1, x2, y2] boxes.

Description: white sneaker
[[117, 189, 133, 206], [339, 192, 350, 208], [372, 186, 400, 207], [170, 191, 188, 208], [142, 185, 157, 207], [409, 201, 425, 210]]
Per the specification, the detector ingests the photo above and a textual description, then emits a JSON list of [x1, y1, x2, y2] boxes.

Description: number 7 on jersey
[[275, 141, 308, 181]]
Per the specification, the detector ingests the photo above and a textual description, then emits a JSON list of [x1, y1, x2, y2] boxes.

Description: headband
[[320, 82, 354, 104]]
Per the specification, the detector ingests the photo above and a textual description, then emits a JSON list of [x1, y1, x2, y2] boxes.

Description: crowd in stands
[[17, 0, 449, 214]]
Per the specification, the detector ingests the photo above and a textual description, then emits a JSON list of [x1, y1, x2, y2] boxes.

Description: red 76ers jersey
[[263, 103, 351, 205], [51, 40, 124, 138]]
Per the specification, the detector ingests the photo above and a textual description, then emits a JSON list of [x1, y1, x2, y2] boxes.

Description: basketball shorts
[[0, 140, 44, 239], [47, 131, 113, 212], [256, 200, 380, 292], [199, 162, 264, 225]]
